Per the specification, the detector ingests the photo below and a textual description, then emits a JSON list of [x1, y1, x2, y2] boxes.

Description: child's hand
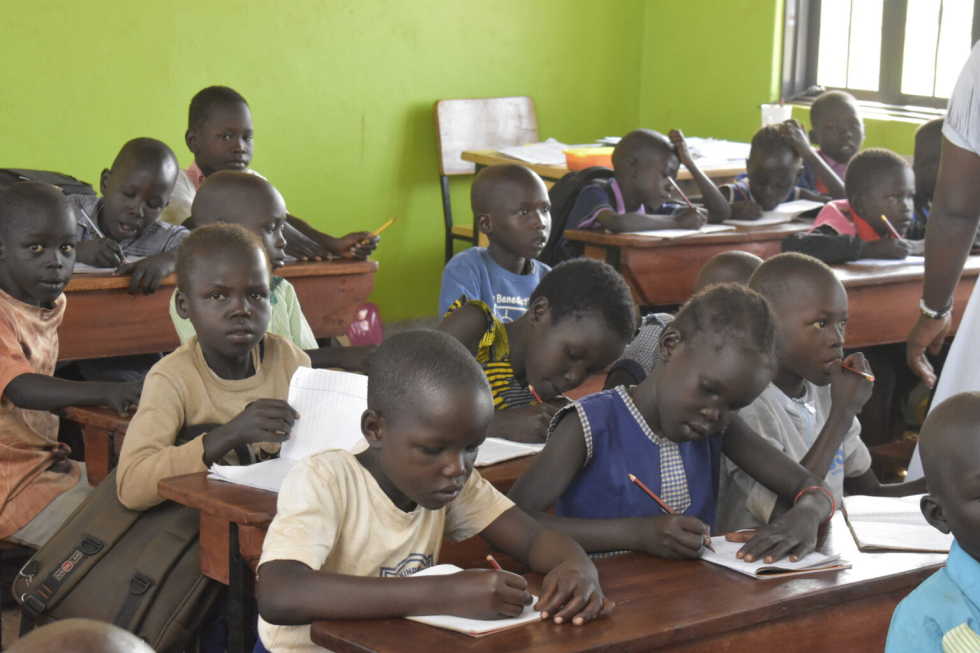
[[285, 232, 326, 261], [909, 239, 925, 256], [444, 569, 533, 620], [637, 514, 711, 559], [217, 399, 299, 447], [100, 380, 142, 417], [726, 500, 822, 563], [860, 238, 913, 259], [488, 404, 560, 444], [830, 352, 874, 415], [328, 344, 377, 373], [114, 255, 174, 295], [729, 201, 763, 221], [330, 232, 379, 260], [536, 560, 614, 626], [778, 119, 812, 157], [75, 238, 125, 268], [674, 207, 708, 231], [668, 129, 694, 166]]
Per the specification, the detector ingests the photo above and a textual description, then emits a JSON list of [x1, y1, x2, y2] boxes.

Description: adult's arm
[[906, 137, 980, 386]]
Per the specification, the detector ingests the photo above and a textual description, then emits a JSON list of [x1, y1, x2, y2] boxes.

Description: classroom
[[0, 0, 977, 651]]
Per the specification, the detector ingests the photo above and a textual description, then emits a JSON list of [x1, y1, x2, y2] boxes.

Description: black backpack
[[0, 169, 96, 196], [542, 166, 615, 265]]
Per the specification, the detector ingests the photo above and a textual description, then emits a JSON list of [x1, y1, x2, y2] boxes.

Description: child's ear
[[99, 168, 111, 197], [920, 494, 950, 534], [185, 129, 198, 154], [361, 409, 385, 448], [174, 290, 191, 320], [658, 327, 683, 363], [476, 213, 492, 235], [526, 295, 551, 326]]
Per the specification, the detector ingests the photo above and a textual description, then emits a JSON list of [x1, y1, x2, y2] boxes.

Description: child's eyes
[[28, 244, 43, 252], [218, 134, 232, 140], [248, 292, 267, 300], [208, 292, 226, 300], [813, 319, 827, 329], [244, 135, 253, 142], [421, 446, 443, 456], [61, 244, 74, 253]]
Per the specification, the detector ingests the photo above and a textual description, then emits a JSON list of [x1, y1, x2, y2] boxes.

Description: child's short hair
[[175, 223, 269, 292], [749, 252, 837, 308], [0, 182, 72, 239], [844, 148, 910, 206], [611, 129, 675, 170], [188, 86, 249, 131], [915, 117, 944, 147], [470, 163, 540, 215], [368, 330, 491, 419], [111, 137, 179, 174], [750, 125, 800, 163], [671, 284, 776, 360], [919, 391, 980, 503], [694, 250, 763, 292], [528, 258, 636, 342], [810, 90, 858, 125]]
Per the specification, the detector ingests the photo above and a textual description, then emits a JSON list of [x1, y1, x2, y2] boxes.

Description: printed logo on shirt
[[379, 552, 434, 578], [828, 447, 845, 477], [495, 294, 530, 324]]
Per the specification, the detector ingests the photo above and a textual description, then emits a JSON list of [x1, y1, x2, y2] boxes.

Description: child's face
[[98, 159, 177, 241], [654, 331, 771, 443], [480, 176, 551, 261], [523, 306, 627, 400], [914, 136, 941, 201], [853, 167, 915, 237], [772, 277, 848, 388], [187, 101, 254, 177], [747, 150, 801, 211], [0, 204, 76, 307], [230, 202, 289, 269], [174, 247, 271, 369], [629, 152, 680, 211], [365, 388, 493, 512], [811, 101, 864, 164]]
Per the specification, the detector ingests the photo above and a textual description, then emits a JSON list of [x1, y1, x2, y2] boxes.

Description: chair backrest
[[434, 97, 538, 177]]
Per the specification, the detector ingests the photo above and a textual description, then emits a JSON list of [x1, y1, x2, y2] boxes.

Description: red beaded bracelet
[[794, 486, 836, 525]]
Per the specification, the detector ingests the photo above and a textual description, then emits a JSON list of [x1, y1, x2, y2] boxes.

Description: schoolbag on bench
[[541, 166, 616, 266], [0, 169, 96, 196], [12, 468, 221, 653]]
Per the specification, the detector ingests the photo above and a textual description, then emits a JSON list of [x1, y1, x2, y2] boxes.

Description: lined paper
[[476, 438, 545, 467], [844, 494, 953, 552]]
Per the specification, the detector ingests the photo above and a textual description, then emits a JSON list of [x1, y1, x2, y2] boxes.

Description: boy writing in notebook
[[160, 85, 379, 261], [116, 224, 310, 510], [256, 330, 612, 653], [793, 90, 865, 198], [439, 164, 551, 322], [70, 137, 184, 294], [438, 258, 635, 443], [782, 148, 920, 262], [717, 253, 925, 533], [169, 171, 373, 372], [0, 182, 140, 546], [886, 391, 980, 652]]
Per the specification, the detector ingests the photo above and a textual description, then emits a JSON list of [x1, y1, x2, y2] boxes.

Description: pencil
[[486, 554, 502, 570], [372, 216, 396, 237], [528, 384, 544, 404], [628, 473, 715, 552], [667, 177, 696, 210], [841, 363, 875, 383], [880, 214, 903, 240]]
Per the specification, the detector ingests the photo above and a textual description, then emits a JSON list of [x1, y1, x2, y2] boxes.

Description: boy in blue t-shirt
[[439, 164, 551, 322], [886, 391, 980, 652]]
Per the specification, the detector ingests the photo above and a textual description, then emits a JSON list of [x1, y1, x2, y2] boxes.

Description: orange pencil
[[528, 384, 544, 404], [880, 214, 903, 240], [841, 363, 874, 383], [628, 473, 715, 552], [667, 177, 696, 210], [486, 554, 503, 570]]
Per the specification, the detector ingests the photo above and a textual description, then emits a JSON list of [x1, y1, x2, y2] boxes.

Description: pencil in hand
[[667, 177, 696, 210], [628, 473, 715, 552], [486, 554, 502, 570], [840, 362, 874, 383], [880, 214, 903, 240]]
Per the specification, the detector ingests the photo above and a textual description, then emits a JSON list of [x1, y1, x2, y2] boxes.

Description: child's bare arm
[[508, 415, 709, 558], [668, 130, 732, 223], [596, 208, 707, 233], [305, 344, 376, 373], [488, 404, 557, 443], [286, 215, 379, 261], [5, 374, 141, 416], [844, 470, 928, 497], [114, 250, 177, 295], [778, 120, 846, 199], [435, 304, 491, 357]]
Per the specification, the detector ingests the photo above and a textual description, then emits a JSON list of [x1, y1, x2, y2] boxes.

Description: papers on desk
[[498, 138, 588, 166], [597, 136, 749, 170], [475, 438, 545, 467], [73, 255, 145, 274], [843, 494, 953, 553], [623, 224, 736, 239], [847, 256, 925, 267], [723, 200, 825, 227], [209, 368, 369, 492], [406, 565, 541, 636]]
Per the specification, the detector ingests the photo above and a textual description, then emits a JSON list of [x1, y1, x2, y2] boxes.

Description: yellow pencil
[[372, 216, 396, 237]]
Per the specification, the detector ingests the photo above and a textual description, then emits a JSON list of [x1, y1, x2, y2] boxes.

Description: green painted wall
[[0, 0, 645, 321]]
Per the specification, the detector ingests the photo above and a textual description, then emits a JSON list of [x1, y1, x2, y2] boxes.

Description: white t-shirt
[[716, 381, 871, 533], [257, 449, 514, 653]]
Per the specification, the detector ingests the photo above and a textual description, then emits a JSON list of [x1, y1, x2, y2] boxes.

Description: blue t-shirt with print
[[439, 247, 551, 323]]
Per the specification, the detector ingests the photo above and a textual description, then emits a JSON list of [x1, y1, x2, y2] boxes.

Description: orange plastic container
[[564, 147, 614, 171]]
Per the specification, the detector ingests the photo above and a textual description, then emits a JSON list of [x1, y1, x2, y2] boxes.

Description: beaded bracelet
[[794, 486, 836, 525], [920, 298, 953, 320]]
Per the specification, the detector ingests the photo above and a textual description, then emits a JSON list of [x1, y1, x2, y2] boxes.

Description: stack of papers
[[406, 565, 541, 636], [844, 494, 953, 552], [624, 224, 736, 239], [846, 256, 925, 267], [498, 138, 584, 166], [723, 199, 825, 227]]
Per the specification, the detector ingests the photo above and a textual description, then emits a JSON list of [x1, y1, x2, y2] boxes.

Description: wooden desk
[[569, 223, 810, 305], [311, 522, 945, 653], [59, 259, 378, 361], [61, 405, 130, 486]]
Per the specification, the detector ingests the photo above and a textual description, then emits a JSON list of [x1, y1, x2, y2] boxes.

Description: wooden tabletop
[[565, 222, 809, 250], [311, 521, 945, 653], [59, 259, 378, 361]]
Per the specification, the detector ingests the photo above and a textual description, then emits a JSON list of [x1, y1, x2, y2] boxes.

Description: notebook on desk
[[723, 199, 825, 227], [843, 494, 953, 552], [623, 224, 736, 239], [73, 255, 146, 274]]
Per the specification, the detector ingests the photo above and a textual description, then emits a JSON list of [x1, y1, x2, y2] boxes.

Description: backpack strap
[[19, 535, 105, 618]]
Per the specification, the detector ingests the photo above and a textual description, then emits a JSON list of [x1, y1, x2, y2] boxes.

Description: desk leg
[[228, 522, 256, 653]]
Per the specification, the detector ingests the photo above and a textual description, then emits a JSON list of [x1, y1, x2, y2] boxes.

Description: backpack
[[541, 166, 616, 266], [12, 468, 221, 653], [0, 169, 96, 196]]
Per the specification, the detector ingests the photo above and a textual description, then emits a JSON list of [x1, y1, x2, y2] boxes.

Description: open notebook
[[843, 494, 953, 552], [405, 565, 541, 636], [623, 224, 735, 239], [73, 255, 146, 274], [723, 199, 825, 227]]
